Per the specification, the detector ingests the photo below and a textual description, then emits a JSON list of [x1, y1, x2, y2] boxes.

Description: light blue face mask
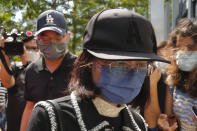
[[95, 66, 147, 104]]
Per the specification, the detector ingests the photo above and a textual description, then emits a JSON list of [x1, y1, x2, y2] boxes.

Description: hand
[[157, 114, 178, 131], [192, 114, 197, 125], [0, 39, 9, 60], [149, 68, 161, 87], [0, 37, 4, 47], [0, 38, 5, 52]]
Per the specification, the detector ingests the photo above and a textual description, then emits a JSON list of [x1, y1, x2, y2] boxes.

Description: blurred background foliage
[[0, 0, 149, 55]]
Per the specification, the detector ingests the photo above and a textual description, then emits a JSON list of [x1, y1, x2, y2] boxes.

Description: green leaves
[[0, 0, 149, 54], [68, 0, 149, 54]]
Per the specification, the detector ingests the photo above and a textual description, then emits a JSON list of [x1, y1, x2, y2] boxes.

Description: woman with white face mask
[[158, 18, 197, 131], [23, 39, 40, 63]]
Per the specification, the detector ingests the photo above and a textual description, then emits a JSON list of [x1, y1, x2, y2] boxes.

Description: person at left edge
[[20, 10, 76, 131], [0, 32, 39, 131]]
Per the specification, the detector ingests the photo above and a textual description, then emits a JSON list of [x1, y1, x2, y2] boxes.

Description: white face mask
[[26, 50, 40, 62], [176, 51, 197, 72]]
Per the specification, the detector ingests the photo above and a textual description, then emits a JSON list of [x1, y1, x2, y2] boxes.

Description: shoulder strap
[[47, 100, 64, 131]]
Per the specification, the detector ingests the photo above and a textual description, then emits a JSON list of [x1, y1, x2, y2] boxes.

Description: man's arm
[[20, 101, 35, 131], [0, 40, 15, 88], [0, 39, 28, 88]]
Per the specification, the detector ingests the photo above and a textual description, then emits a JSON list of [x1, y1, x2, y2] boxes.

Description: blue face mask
[[95, 66, 147, 104]]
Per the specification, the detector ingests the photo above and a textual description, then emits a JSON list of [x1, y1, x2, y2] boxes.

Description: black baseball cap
[[83, 9, 170, 63], [36, 10, 67, 36]]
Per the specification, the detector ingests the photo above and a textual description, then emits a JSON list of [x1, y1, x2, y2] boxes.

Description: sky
[[15, 11, 22, 22]]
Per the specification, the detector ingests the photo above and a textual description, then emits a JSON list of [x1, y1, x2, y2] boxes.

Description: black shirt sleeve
[[27, 97, 81, 131], [27, 106, 51, 131]]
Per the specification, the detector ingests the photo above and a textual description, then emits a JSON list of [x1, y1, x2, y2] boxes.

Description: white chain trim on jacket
[[34, 101, 57, 131], [126, 106, 148, 131], [135, 111, 148, 131], [89, 121, 110, 131], [71, 92, 110, 131], [122, 126, 134, 131], [70, 92, 147, 131], [71, 92, 88, 131]]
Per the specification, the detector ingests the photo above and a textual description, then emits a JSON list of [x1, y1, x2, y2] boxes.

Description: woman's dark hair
[[129, 74, 150, 114], [68, 50, 100, 98]]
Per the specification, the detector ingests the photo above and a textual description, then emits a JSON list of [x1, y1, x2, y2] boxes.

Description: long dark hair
[[68, 50, 100, 98], [130, 74, 150, 114]]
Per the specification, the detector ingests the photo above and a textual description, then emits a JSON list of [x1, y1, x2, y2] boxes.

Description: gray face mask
[[176, 51, 197, 72], [37, 41, 67, 60]]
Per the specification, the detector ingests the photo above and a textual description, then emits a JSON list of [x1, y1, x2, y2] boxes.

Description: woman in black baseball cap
[[27, 8, 169, 131]]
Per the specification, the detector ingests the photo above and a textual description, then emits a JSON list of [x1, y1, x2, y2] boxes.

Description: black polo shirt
[[24, 52, 76, 103]]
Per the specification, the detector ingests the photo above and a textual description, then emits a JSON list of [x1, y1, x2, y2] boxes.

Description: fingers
[[157, 114, 168, 128], [1, 39, 5, 48], [157, 114, 178, 131], [0, 39, 7, 56], [149, 64, 162, 77], [150, 68, 162, 85], [169, 122, 178, 131], [152, 68, 161, 78], [192, 115, 197, 125], [147, 65, 152, 75], [159, 114, 168, 119]]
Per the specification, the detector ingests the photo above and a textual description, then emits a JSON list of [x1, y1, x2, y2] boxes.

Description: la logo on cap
[[46, 14, 55, 25]]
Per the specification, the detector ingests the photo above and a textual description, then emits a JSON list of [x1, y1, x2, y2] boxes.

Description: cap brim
[[36, 27, 65, 36], [87, 49, 170, 63]]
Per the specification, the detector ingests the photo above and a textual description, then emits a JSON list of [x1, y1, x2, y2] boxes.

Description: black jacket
[[27, 93, 147, 131]]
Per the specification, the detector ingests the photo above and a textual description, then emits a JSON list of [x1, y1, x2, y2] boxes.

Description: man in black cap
[[20, 10, 76, 131]]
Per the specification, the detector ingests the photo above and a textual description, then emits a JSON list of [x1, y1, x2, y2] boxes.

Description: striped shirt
[[0, 81, 7, 106], [170, 86, 197, 131]]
